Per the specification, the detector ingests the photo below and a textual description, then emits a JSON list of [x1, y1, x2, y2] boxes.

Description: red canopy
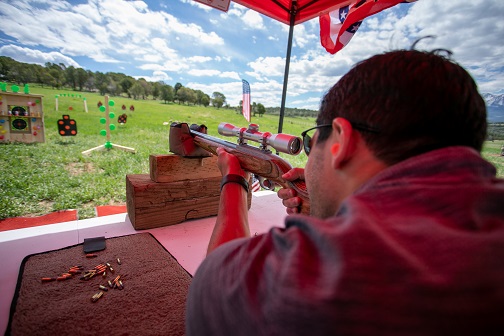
[[233, 0, 350, 25]]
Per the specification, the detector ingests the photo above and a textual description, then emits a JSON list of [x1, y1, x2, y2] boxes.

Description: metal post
[[278, 1, 297, 134]]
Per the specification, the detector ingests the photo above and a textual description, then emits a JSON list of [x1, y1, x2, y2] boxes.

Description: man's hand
[[216, 147, 249, 180], [278, 168, 305, 214]]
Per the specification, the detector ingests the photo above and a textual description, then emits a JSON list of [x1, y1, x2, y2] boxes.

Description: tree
[[119, 77, 135, 97], [84, 70, 95, 91], [237, 100, 243, 114], [8, 62, 33, 85], [45, 62, 65, 89], [0, 56, 15, 81], [212, 92, 226, 109], [65, 66, 77, 90], [137, 78, 152, 99], [194, 90, 208, 106], [256, 103, 266, 117], [212, 97, 224, 109], [75, 68, 88, 91], [174, 82, 183, 95], [160, 84, 174, 103], [129, 82, 144, 100], [176, 87, 196, 105], [152, 82, 162, 100], [212, 91, 226, 102], [32, 66, 47, 86], [107, 78, 121, 96], [94, 72, 109, 95], [201, 94, 210, 107]]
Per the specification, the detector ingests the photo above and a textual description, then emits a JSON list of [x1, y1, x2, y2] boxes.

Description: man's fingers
[[286, 206, 300, 215], [277, 187, 296, 200], [281, 168, 305, 181], [282, 196, 301, 209]]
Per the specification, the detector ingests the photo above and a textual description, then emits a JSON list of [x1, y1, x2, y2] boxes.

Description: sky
[[0, 0, 503, 111]]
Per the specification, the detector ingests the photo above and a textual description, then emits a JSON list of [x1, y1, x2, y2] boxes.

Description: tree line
[[0, 56, 315, 117], [488, 123, 504, 141], [0, 56, 229, 108]]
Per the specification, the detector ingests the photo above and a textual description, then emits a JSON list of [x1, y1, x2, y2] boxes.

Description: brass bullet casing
[[91, 291, 104, 303], [41, 277, 57, 282]]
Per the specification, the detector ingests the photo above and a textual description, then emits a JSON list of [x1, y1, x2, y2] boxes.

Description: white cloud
[[180, 0, 214, 12], [188, 69, 221, 77], [242, 10, 265, 30], [187, 56, 213, 63], [220, 71, 241, 80], [291, 24, 317, 49], [248, 57, 286, 77], [0, 0, 225, 67], [135, 70, 173, 82], [0, 0, 502, 111], [186, 69, 240, 80], [0, 45, 81, 67]]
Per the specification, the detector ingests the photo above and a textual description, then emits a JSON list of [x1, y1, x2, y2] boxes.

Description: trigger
[[258, 176, 275, 191]]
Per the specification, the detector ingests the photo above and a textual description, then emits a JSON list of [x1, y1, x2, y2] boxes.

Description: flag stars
[[339, 7, 349, 22], [347, 22, 362, 33]]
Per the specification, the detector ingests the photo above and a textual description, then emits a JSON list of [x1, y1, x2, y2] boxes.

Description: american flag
[[320, 0, 417, 55], [242, 79, 251, 122], [251, 175, 261, 192]]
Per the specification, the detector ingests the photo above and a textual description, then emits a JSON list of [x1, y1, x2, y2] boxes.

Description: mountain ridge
[[483, 93, 504, 123]]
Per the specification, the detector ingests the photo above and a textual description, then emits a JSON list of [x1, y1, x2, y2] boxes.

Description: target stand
[[0, 90, 45, 143], [82, 96, 135, 155]]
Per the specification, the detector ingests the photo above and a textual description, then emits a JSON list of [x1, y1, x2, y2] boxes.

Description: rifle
[[169, 122, 310, 214]]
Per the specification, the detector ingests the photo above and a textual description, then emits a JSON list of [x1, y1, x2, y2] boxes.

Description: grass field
[[0, 85, 314, 219], [1, 85, 503, 220]]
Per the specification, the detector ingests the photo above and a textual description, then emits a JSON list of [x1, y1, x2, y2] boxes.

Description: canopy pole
[[278, 1, 297, 134]]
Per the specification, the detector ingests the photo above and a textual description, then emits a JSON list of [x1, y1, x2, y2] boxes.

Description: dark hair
[[316, 49, 487, 165]]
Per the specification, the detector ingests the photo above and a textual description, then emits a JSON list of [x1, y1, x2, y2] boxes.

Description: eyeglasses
[[301, 124, 332, 156], [301, 122, 380, 156]]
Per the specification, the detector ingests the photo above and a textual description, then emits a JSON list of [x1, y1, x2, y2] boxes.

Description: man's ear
[[331, 118, 356, 169]]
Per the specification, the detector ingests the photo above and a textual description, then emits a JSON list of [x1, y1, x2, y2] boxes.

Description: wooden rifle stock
[[190, 129, 310, 214]]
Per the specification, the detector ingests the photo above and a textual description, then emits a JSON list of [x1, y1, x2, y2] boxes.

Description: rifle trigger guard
[[257, 176, 275, 191]]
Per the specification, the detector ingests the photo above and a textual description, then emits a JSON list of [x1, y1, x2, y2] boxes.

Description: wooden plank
[[126, 174, 252, 230], [126, 174, 221, 229], [150, 154, 221, 183]]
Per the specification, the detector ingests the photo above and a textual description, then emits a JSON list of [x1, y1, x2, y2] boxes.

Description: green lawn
[[0, 85, 313, 219], [0, 85, 502, 219], [482, 139, 504, 177]]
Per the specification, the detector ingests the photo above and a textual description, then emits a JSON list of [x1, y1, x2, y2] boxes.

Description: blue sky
[[0, 0, 503, 110]]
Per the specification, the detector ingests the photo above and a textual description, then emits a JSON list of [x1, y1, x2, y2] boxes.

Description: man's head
[[315, 49, 487, 166], [303, 49, 487, 218]]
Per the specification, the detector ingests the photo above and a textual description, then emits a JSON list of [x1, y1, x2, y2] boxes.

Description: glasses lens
[[303, 133, 312, 156]]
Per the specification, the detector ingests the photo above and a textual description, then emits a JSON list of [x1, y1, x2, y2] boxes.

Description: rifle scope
[[218, 123, 302, 155]]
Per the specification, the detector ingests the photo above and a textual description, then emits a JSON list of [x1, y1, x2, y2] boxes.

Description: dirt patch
[[66, 162, 96, 176]]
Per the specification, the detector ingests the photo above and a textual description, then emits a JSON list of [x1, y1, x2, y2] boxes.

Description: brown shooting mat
[[7, 233, 192, 336]]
